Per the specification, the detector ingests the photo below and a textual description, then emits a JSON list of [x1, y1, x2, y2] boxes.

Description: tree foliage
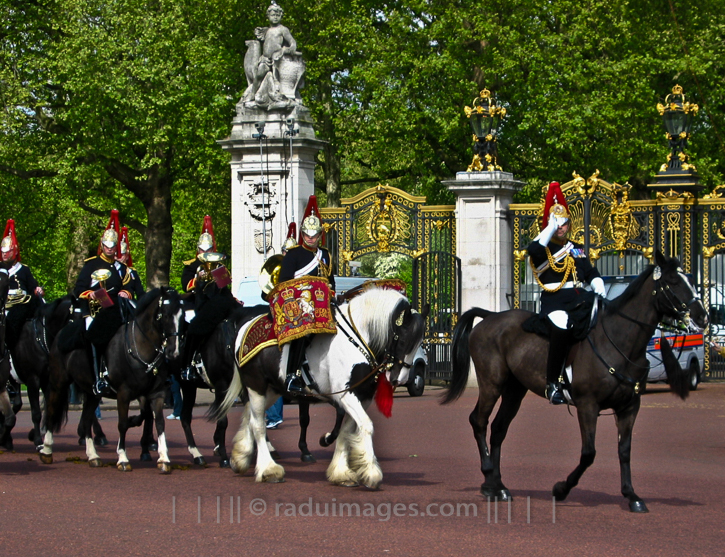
[[2, 0, 725, 295]]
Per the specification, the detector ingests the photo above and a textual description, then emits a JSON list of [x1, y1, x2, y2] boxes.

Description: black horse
[[442, 251, 708, 512], [0, 264, 14, 448], [175, 303, 345, 467], [1, 295, 77, 452], [43, 287, 183, 472]]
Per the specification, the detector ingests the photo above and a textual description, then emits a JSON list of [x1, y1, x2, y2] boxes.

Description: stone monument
[[219, 1, 325, 292]]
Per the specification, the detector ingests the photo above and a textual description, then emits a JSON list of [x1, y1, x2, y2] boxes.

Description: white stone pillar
[[218, 107, 325, 294], [444, 171, 523, 385]]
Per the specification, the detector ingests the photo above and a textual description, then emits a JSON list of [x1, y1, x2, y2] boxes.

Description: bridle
[[125, 289, 180, 375], [589, 266, 703, 398]]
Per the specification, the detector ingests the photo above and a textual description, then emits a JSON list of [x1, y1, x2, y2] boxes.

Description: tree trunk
[[142, 173, 173, 288]]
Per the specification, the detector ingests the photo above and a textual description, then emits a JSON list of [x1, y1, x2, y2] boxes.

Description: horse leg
[[138, 399, 154, 462], [26, 382, 45, 451], [0, 389, 16, 451], [81, 396, 103, 467], [616, 399, 648, 513], [553, 401, 598, 501], [211, 388, 230, 468], [335, 393, 381, 490], [484, 379, 528, 501], [326, 415, 359, 487], [92, 405, 108, 447], [116, 393, 133, 471], [297, 400, 316, 463], [179, 383, 206, 466], [319, 405, 345, 447], [152, 396, 172, 474], [230, 404, 255, 475]]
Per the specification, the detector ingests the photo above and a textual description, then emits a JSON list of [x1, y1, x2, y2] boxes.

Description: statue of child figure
[[242, 1, 300, 109]]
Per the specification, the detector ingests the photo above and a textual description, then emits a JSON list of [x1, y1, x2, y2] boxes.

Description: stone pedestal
[[443, 171, 522, 386], [218, 107, 325, 293]]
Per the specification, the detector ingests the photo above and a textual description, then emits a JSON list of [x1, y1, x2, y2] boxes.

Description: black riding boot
[[181, 333, 203, 382], [284, 338, 307, 395], [91, 344, 111, 397], [545, 325, 571, 405]]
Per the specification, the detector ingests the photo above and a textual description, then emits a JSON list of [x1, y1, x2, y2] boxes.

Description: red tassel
[[375, 373, 394, 418]]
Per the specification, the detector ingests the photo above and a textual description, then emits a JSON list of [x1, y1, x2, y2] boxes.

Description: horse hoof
[[193, 456, 207, 466], [140, 452, 152, 462], [117, 462, 133, 471], [0, 440, 13, 452], [39, 453, 53, 465], [552, 481, 569, 501], [262, 475, 285, 483], [27, 430, 35, 442], [629, 500, 649, 513], [94, 435, 108, 447], [337, 480, 359, 488], [300, 454, 316, 463], [89, 458, 103, 468], [219, 459, 231, 468], [35, 444, 44, 453], [158, 461, 172, 474], [319, 434, 332, 447]]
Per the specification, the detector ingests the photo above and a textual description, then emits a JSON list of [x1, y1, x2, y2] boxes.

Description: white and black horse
[[213, 287, 427, 489], [43, 287, 183, 472]]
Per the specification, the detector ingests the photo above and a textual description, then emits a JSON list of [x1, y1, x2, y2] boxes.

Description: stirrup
[[285, 374, 305, 395], [93, 378, 111, 397], [545, 383, 566, 405], [181, 366, 198, 382]]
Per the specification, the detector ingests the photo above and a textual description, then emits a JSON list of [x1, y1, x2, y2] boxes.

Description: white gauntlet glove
[[534, 217, 564, 247], [591, 276, 606, 297]]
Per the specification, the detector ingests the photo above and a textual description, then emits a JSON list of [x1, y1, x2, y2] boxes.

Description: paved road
[[1, 383, 724, 556]]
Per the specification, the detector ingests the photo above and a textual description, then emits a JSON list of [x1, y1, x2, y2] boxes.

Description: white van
[[603, 276, 704, 390], [234, 275, 428, 396]]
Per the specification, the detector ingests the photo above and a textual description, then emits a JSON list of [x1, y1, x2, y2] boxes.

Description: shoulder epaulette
[[183, 257, 198, 265], [84, 256, 98, 262]]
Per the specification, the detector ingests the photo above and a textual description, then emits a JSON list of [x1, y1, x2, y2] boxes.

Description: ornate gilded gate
[[320, 184, 458, 380], [510, 170, 724, 380]]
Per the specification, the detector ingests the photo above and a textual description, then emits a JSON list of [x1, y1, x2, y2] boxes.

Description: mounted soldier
[[272, 196, 336, 394], [526, 181, 606, 404], [2, 219, 45, 352], [72, 209, 133, 395], [117, 226, 145, 300], [180, 215, 237, 382]]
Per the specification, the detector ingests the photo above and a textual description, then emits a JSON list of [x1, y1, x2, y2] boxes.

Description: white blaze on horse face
[[677, 271, 700, 300]]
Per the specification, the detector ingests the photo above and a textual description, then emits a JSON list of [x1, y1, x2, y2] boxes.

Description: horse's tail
[[441, 307, 494, 405], [659, 332, 690, 400], [43, 348, 70, 433], [210, 360, 243, 421]]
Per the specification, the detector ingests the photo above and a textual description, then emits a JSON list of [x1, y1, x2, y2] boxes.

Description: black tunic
[[182, 257, 203, 293], [8, 262, 39, 295], [278, 245, 335, 291], [527, 238, 600, 315]]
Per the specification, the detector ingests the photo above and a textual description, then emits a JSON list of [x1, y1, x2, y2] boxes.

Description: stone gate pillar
[[443, 171, 523, 314], [218, 108, 325, 292]]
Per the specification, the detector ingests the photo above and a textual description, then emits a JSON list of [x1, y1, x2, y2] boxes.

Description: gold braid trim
[[530, 247, 576, 293]]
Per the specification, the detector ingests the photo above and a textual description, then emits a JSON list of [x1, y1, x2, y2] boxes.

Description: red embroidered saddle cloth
[[237, 314, 277, 369], [269, 276, 337, 346]]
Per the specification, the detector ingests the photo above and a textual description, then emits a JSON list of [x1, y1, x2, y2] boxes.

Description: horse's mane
[[604, 266, 655, 315], [349, 288, 408, 356], [136, 287, 165, 315]]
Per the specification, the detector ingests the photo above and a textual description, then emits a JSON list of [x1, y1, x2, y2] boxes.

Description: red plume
[[286, 222, 297, 241], [542, 182, 567, 228], [2, 219, 20, 261], [120, 226, 133, 267], [374, 373, 394, 418], [200, 215, 217, 251], [98, 209, 122, 258]]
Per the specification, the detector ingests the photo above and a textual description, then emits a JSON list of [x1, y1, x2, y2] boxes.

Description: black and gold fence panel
[[320, 184, 458, 380]]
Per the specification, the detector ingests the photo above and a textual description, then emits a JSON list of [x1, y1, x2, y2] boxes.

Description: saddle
[[522, 291, 599, 341]]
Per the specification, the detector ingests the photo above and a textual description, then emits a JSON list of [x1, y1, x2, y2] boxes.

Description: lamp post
[[253, 121, 269, 258], [649, 84, 702, 193], [464, 88, 506, 172], [284, 117, 299, 225]]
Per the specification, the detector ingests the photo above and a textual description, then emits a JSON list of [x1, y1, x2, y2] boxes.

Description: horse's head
[[386, 300, 429, 387], [155, 287, 184, 361], [653, 250, 708, 330]]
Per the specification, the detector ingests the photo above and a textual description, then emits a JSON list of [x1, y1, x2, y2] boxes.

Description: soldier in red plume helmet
[[277, 196, 336, 394], [179, 214, 238, 383], [526, 182, 605, 405], [72, 209, 133, 396], [2, 219, 45, 356]]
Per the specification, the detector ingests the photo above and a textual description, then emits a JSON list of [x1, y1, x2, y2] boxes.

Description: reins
[[124, 292, 178, 375]]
